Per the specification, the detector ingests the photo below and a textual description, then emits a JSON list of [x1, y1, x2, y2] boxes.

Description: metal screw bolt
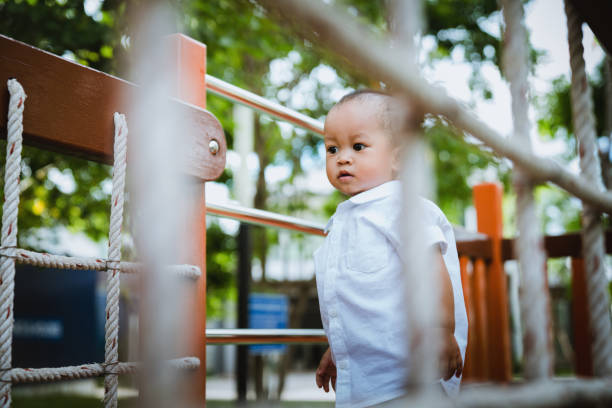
[[209, 139, 219, 155]]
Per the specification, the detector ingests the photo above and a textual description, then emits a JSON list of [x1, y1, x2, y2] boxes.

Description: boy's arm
[[433, 247, 463, 380], [435, 248, 455, 334]]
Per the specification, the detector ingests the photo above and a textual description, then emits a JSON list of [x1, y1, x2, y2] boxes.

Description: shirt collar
[[348, 180, 400, 205], [324, 181, 400, 234]]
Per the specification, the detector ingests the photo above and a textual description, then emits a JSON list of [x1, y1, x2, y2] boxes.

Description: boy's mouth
[[338, 170, 353, 181]]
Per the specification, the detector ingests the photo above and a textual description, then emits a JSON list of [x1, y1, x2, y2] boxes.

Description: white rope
[[565, 0, 612, 377], [4, 357, 199, 384], [0, 248, 200, 278], [0, 79, 25, 407], [103, 113, 128, 408], [383, 378, 612, 408], [502, 0, 551, 380]]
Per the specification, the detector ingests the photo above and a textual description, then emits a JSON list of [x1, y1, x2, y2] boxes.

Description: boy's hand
[[316, 347, 336, 393], [432, 248, 462, 381], [436, 329, 463, 381]]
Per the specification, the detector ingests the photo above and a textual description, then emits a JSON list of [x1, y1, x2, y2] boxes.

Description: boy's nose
[[337, 152, 352, 164]]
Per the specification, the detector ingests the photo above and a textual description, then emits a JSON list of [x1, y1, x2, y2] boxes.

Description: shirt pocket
[[344, 219, 391, 274]]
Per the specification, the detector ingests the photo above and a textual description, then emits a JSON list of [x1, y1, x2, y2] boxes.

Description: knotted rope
[[0, 79, 26, 407], [0, 247, 200, 278], [502, 0, 552, 380], [565, 0, 612, 377], [2, 357, 199, 384], [103, 112, 128, 408], [0, 79, 25, 407]]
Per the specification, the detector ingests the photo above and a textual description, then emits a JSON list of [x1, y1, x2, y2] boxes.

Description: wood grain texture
[[0, 34, 225, 181]]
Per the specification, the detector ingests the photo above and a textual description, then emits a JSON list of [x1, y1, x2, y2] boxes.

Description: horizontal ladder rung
[[206, 329, 327, 344]]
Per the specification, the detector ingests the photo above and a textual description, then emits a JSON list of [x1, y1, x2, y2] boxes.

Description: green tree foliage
[[0, 0, 118, 71], [206, 222, 237, 316]]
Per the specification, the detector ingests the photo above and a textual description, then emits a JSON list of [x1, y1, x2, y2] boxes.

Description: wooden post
[[571, 258, 594, 377], [166, 34, 208, 404], [472, 257, 490, 380], [459, 256, 475, 380], [473, 182, 512, 382]]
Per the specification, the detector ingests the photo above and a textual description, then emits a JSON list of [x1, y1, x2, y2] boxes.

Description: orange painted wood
[[0, 34, 225, 181], [473, 183, 512, 382], [571, 258, 593, 377], [459, 256, 476, 380], [472, 257, 489, 380], [166, 33, 211, 405], [543, 260, 554, 376]]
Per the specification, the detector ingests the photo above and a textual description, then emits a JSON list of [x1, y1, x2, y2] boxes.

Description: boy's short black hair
[[330, 89, 413, 144]]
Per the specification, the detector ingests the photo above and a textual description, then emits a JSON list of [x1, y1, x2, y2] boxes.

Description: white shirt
[[314, 181, 468, 407]]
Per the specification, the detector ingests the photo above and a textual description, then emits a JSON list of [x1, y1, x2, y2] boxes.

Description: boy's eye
[[327, 146, 338, 154], [353, 143, 365, 151]]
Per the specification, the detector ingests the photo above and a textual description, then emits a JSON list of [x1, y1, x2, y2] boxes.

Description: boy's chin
[[343, 187, 366, 197]]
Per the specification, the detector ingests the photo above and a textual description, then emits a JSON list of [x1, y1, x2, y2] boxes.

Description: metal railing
[[206, 200, 325, 236], [206, 329, 327, 345], [206, 74, 324, 136]]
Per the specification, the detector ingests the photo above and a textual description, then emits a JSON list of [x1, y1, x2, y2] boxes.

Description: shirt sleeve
[[424, 225, 448, 255]]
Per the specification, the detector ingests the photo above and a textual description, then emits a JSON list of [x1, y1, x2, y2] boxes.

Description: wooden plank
[[473, 182, 512, 382], [500, 231, 612, 261], [0, 34, 225, 181], [456, 239, 492, 260], [544, 233, 582, 259], [568, 0, 612, 56], [571, 258, 593, 377]]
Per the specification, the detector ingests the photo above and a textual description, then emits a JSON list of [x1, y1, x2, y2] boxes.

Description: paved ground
[[207, 371, 335, 403], [12, 371, 335, 405]]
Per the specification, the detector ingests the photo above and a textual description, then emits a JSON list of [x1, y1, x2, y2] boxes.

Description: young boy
[[314, 90, 467, 407]]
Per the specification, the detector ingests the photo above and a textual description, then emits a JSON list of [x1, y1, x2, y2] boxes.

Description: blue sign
[[249, 293, 288, 354], [13, 264, 106, 368]]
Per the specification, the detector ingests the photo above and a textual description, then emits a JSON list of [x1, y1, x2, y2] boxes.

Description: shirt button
[[329, 308, 337, 318], [338, 361, 347, 370]]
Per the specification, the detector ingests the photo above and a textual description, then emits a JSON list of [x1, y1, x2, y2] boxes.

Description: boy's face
[[324, 99, 399, 196]]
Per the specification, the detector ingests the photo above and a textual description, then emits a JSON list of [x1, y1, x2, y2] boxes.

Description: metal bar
[[206, 201, 326, 236], [206, 74, 324, 136], [236, 224, 251, 402], [206, 329, 327, 344]]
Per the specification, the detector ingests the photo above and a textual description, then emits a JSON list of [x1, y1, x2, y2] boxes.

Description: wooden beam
[[568, 0, 612, 56], [571, 258, 594, 377], [458, 230, 612, 262], [473, 183, 512, 382], [165, 33, 209, 405], [0, 34, 225, 181], [456, 239, 492, 260]]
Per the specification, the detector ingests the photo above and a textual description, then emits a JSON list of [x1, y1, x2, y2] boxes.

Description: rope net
[[0, 79, 200, 408]]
